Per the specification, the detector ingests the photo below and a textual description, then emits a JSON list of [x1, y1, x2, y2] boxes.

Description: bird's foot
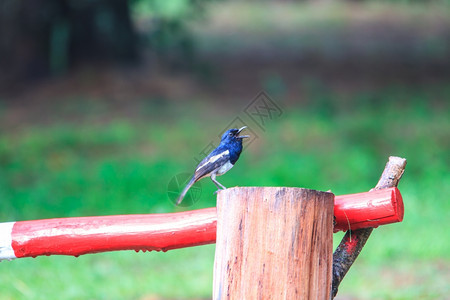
[[214, 189, 225, 195]]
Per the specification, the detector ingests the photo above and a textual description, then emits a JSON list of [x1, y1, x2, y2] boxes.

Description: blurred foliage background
[[0, 0, 449, 299]]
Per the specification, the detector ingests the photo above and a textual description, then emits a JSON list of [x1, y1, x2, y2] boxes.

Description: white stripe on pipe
[[0, 222, 16, 261]]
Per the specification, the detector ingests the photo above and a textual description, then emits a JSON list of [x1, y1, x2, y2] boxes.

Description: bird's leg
[[211, 173, 226, 194]]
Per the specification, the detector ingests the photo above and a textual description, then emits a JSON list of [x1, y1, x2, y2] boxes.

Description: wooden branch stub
[[331, 156, 407, 299], [372, 156, 407, 191], [213, 187, 334, 300]]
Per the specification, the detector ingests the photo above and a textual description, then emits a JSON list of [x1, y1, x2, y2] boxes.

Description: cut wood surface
[[213, 187, 334, 300]]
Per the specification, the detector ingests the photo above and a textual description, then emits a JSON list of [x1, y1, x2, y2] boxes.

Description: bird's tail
[[176, 176, 196, 205]]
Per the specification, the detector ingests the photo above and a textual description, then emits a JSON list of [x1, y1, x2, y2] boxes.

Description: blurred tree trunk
[[0, 0, 138, 89]]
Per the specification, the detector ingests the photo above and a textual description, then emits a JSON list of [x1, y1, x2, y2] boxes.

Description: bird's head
[[221, 126, 250, 143]]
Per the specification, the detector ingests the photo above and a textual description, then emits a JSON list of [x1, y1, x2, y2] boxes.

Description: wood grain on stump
[[213, 187, 334, 300]]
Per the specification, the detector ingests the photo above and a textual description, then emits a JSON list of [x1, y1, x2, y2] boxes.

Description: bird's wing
[[194, 146, 230, 180]]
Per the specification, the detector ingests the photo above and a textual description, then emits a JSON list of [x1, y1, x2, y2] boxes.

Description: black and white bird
[[176, 127, 249, 205]]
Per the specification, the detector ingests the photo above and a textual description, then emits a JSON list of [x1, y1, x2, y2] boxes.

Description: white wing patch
[[196, 150, 229, 172], [216, 160, 234, 175]]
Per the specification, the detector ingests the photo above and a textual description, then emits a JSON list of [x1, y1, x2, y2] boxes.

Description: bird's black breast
[[228, 141, 243, 164]]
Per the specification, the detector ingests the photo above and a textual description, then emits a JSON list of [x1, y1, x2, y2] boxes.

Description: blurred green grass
[[0, 83, 449, 299]]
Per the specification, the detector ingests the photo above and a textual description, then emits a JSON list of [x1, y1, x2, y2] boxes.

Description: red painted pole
[[0, 188, 403, 261], [1, 209, 217, 260], [333, 187, 403, 232]]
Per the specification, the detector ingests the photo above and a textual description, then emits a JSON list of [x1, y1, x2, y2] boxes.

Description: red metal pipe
[[0, 188, 403, 261]]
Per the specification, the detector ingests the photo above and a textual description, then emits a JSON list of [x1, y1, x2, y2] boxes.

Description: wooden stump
[[213, 187, 334, 300]]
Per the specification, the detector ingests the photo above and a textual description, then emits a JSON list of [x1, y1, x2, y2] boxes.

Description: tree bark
[[213, 187, 334, 299]]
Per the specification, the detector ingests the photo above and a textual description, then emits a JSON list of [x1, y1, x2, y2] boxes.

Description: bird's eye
[[228, 132, 233, 137]]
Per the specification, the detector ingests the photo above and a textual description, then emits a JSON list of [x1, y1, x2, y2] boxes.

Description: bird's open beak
[[237, 126, 250, 139]]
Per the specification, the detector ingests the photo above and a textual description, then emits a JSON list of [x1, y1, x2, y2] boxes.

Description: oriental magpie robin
[[176, 126, 249, 205]]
